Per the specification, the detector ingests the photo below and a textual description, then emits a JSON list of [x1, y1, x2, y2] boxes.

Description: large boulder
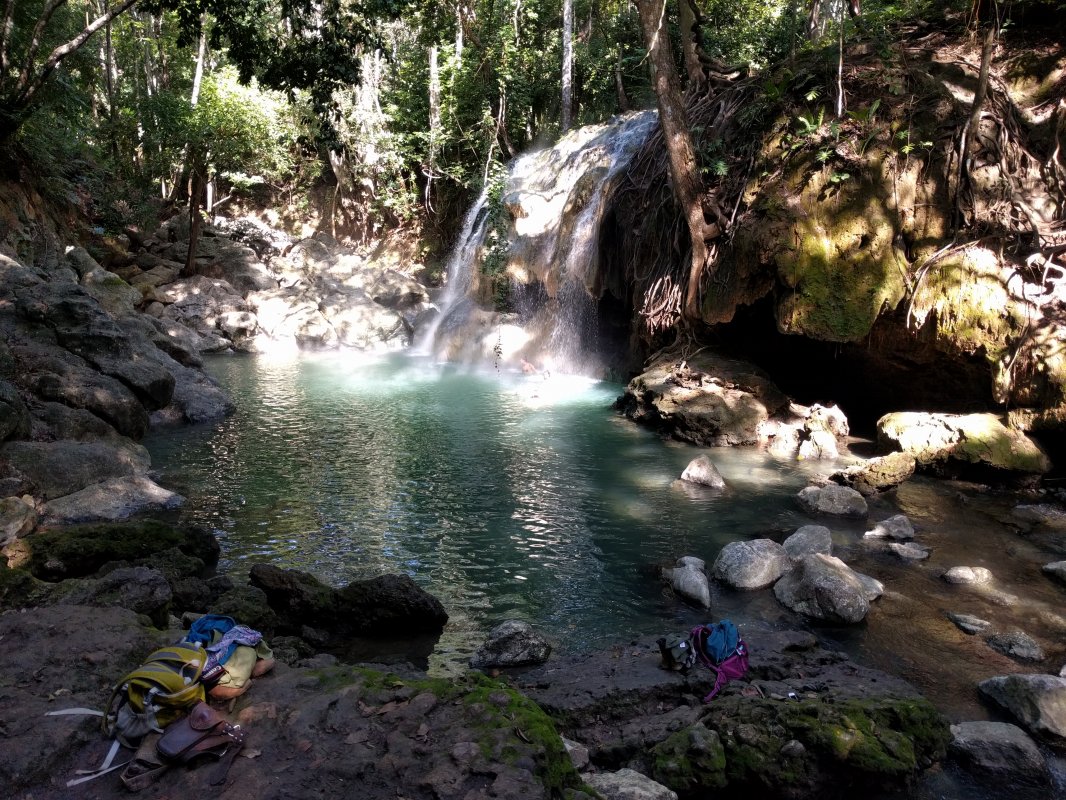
[[370, 270, 430, 310], [470, 620, 552, 668], [584, 769, 678, 800], [796, 484, 868, 518], [773, 554, 874, 623], [0, 378, 30, 441], [949, 721, 1048, 786], [830, 451, 917, 495], [52, 565, 172, 625], [713, 539, 790, 590], [877, 412, 1051, 477], [978, 674, 1066, 740], [782, 525, 832, 559], [616, 353, 788, 447]]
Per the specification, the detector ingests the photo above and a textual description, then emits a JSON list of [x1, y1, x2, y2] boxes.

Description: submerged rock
[[863, 514, 914, 540], [773, 554, 874, 623], [471, 620, 552, 668], [942, 566, 993, 585], [1042, 561, 1066, 585], [1013, 504, 1066, 529], [948, 612, 991, 635], [712, 539, 789, 590], [888, 542, 930, 561], [986, 631, 1046, 662], [796, 484, 868, 518]]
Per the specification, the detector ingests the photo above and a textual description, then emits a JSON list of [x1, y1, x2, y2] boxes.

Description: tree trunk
[[190, 16, 207, 107], [635, 0, 710, 321], [426, 44, 441, 210], [614, 46, 630, 111], [561, 0, 573, 131], [678, 0, 704, 87], [185, 162, 205, 278]]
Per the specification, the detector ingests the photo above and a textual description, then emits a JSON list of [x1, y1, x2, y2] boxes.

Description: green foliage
[[481, 165, 513, 311]]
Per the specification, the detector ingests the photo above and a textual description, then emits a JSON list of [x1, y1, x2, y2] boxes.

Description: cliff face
[[607, 23, 1066, 432]]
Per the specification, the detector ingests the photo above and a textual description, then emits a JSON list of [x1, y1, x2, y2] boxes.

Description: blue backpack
[[690, 620, 749, 702]]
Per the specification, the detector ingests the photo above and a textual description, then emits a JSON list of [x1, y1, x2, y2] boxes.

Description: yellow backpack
[[104, 644, 207, 745]]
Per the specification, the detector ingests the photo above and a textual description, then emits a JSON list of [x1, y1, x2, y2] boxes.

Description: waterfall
[[418, 110, 657, 374]]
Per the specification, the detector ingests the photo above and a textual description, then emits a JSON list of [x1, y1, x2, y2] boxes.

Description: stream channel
[[144, 350, 1066, 726]]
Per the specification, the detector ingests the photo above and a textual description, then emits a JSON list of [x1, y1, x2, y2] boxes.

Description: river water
[[144, 351, 1066, 729]]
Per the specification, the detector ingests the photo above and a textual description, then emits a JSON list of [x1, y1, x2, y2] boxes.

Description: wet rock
[[213, 584, 279, 635], [854, 571, 884, 601], [987, 631, 1046, 662], [1042, 561, 1066, 586], [942, 566, 993, 585], [978, 674, 1066, 739], [663, 557, 711, 607], [471, 620, 552, 668], [712, 539, 790, 590], [0, 439, 150, 500], [949, 721, 1048, 785], [585, 768, 678, 800], [680, 455, 726, 488], [948, 612, 992, 635], [863, 514, 914, 540], [616, 353, 788, 447], [877, 412, 1050, 477], [782, 525, 832, 559], [773, 554, 872, 623], [796, 484, 868, 518], [889, 542, 930, 560], [0, 496, 36, 545], [831, 451, 917, 495], [40, 474, 184, 525], [648, 722, 726, 793], [798, 428, 839, 460]]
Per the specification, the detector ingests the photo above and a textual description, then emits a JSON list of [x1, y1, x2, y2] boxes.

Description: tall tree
[[635, 0, 715, 320], [561, 0, 573, 131]]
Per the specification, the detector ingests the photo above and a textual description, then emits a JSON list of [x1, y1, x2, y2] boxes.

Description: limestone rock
[[616, 353, 788, 447], [942, 566, 993, 585], [712, 539, 790, 590], [987, 631, 1046, 662], [889, 542, 930, 561], [782, 525, 832, 559], [663, 557, 711, 608], [796, 484, 868, 518], [679, 455, 726, 488], [863, 514, 914, 540], [370, 270, 430, 309], [831, 451, 917, 495], [584, 769, 678, 800], [978, 674, 1066, 739], [773, 554, 872, 623], [797, 428, 839, 460], [949, 721, 1048, 785], [948, 612, 991, 635], [39, 474, 184, 525], [470, 620, 552, 668], [877, 412, 1051, 476]]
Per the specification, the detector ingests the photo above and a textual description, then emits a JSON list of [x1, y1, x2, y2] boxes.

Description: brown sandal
[[120, 732, 168, 791]]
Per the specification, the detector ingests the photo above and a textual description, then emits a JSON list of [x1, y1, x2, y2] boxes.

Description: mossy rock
[[213, 584, 279, 635], [0, 567, 53, 609], [650, 721, 728, 793], [27, 520, 219, 581], [673, 696, 952, 796]]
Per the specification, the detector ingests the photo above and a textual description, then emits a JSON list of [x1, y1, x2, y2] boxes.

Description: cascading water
[[420, 111, 658, 374]]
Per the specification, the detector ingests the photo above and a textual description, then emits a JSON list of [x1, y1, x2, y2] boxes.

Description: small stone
[[780, 739, 806, 758], [889, 542, 930, 560], [796, 484, 868, 518], [948, 613, 992, 635], [664, 559, 711, 608], [470, 620, 551, 668], [987, 631, 1046, 662], [942, 566, 993, 585], [562, 737, 589, 771], [782, 525, 832, 559], [863, 514, 914, 540]]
